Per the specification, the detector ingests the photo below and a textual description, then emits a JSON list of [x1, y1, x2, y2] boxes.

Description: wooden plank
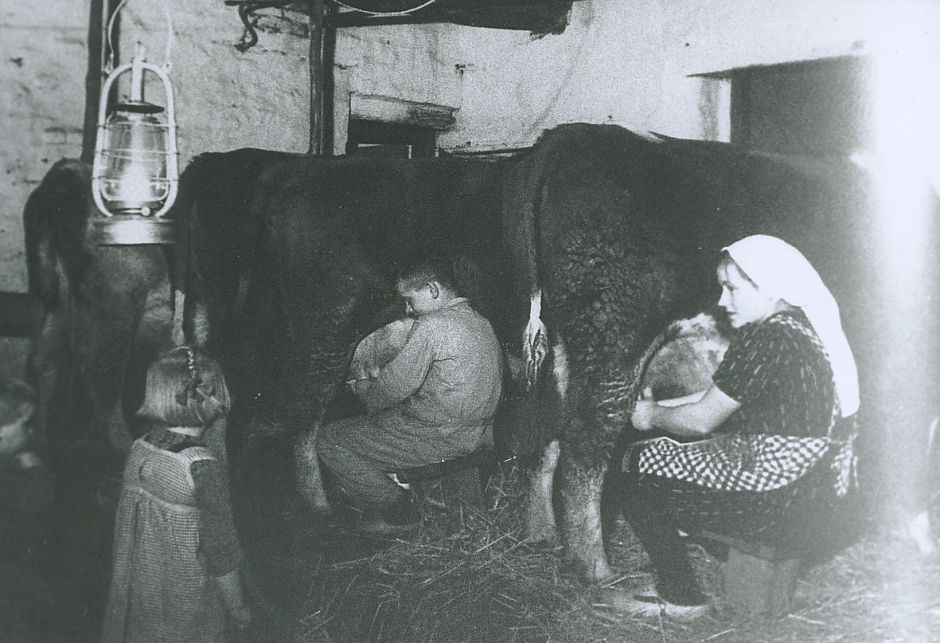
[[722, 548, 800, 617], [395, 449, 492, 482], [326, 0, 579, 32], [350, 94, 457, 131]]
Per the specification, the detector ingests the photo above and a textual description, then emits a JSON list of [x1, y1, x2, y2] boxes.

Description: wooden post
[[308, 0, 334, 156], [82, 0, 120, 163], [322, 2, 336, 156]]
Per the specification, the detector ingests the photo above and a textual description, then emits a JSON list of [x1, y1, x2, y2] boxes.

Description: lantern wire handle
[[105, 0, 175, 73]]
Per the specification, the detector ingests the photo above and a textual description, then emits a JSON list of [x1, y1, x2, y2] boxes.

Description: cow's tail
[[504, 136, 558, 393], [522, 289, 548, 391]]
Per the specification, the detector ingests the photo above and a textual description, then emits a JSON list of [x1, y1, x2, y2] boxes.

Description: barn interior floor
[[5, 428, 939, 642], [228, 431, 398, 642], [0, 440, 123, 642], [2, 428, 401, 642]]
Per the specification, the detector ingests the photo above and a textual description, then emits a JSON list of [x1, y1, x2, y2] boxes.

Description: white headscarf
[[724, 235, 859, 417]]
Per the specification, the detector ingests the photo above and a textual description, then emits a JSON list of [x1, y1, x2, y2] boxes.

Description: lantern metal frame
[[91, 49, 179, 245]]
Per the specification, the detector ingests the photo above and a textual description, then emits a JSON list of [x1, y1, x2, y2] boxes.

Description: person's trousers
[[617, 473, 704, 603], [618, 442, 858, 603], [316, 415, 453, 507]]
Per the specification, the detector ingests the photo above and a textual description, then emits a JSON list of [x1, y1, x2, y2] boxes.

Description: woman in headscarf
[[614, 234, 860, 617]]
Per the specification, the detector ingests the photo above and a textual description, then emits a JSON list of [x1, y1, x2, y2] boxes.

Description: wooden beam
[[82, 0, 120, 163], [326, 0, 576, 31], [322, 2, 336, 156], [327, 12, 438, 28], [308, 0, 325, 155], [308, 0, 337, 156], [350, 94, 457, 131]]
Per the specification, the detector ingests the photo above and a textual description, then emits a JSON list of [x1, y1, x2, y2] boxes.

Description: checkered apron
[[631, 316, 856, 495], [101, 439, 228, 642]]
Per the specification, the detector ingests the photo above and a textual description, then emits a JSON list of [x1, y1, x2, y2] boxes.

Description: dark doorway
[[345, 119, 437, 158], [728, 56, 871, 155]]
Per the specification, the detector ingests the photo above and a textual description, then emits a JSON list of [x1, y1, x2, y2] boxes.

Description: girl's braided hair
[[175, 345, 214, 406], [138, 345, 231, 427]]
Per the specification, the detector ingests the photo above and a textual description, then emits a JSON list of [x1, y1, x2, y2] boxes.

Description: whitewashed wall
[[333, 23, 458, 154], [0, 0, 311, 377], [0, 1, 90, 376], [2, 0, 937, 379], [431, 0, 939, 149], [117, 0, 310, 164]]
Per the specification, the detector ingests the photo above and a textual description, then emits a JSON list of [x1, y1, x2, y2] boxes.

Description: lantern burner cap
[[91, 216, 177, 245], [113, 100, 165, 115]]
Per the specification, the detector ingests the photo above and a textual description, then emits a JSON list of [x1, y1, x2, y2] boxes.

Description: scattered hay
[[241, 456, 940, 642]]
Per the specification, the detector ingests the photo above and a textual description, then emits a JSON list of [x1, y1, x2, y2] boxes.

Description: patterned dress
[[101, 431, 235, 642], [623, 310, 858, 549]]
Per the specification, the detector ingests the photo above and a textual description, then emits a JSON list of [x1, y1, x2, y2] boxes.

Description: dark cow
[[26, 124, 939, 583], [23, 160, 175, 451], [175, 124, 939, 581], [22, 152, 303, 452], [173, 150, 523, 512]]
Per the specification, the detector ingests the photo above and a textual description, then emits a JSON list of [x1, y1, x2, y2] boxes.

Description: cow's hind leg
[[526, 439, 560, 543], [557, 447, 613, 582], [295, 429, 330, 514], [287, 319, 360, 516], [530, 333, 613, 583], [26, 309, 66, 449]]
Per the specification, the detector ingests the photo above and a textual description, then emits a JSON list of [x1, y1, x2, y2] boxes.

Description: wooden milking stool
[[698, 530, 802, 618], [392, 448, 492, 509]]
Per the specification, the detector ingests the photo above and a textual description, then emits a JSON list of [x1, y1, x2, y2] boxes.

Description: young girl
[[101, 346, 251, 642]]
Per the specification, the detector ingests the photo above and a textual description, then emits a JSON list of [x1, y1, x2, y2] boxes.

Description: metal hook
[[224, 0, 295, 52]]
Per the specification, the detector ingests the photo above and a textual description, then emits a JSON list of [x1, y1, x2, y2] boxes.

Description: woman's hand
[[631, 399, 658, 431]]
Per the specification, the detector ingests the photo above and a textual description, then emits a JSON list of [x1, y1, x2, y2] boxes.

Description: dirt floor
[[6, 433, 939, 642], [228, 435, 940, 643]]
